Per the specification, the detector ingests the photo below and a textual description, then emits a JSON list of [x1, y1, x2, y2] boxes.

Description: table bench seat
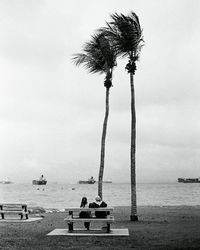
[[0, 210, 28, 214], [65, 215, 114, 223], [0, 204, 29, 220]]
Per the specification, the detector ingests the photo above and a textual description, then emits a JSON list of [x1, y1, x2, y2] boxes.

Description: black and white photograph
[[0, 0, 200, 249]]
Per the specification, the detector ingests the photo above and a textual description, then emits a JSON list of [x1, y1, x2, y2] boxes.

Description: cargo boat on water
[[78, 176, 96, 184], [0, 178, 13, 184], [103, 180, 112, 183], [178, 178, 200, 183], [32, 175, 47, 185]]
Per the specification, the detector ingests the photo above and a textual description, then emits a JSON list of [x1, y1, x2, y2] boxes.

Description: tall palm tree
[[72, 33, 117, 199], [102, 12, 144, 221]]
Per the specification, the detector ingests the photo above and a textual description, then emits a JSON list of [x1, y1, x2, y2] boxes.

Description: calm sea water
[[0, 182, 200, 209]]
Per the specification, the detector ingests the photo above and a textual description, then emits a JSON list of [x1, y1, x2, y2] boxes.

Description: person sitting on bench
[[79, 197, 91, 230], [89, 195, 108, 218]]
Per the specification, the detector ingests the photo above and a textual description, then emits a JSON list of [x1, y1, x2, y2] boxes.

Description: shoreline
[[1, 205, 200, 249], [29, 204, 200, 214]]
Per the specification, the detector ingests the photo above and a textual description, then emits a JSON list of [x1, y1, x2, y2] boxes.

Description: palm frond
[[72, 53, 88, 66], [105, 11, 144, 59], [72, 32, 117, 76]]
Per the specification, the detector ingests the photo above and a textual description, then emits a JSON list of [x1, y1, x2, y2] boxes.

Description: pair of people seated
[[79, 195, 108, 230]]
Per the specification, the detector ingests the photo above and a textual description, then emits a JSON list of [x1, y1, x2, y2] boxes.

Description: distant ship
[[178, 178, 200, 183], [32, 175, 47, 185], [0, 178, 13, 184], [78, 176, 96, 184], [103, 180, 112, 183]]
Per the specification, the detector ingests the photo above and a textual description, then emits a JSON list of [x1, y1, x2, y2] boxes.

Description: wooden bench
[[0, 203, 29, 220], [64, 207, 114, 233]]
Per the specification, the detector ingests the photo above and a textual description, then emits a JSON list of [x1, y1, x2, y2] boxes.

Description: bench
[[0, 203, 29, 220], [64, 207, 114, 233]]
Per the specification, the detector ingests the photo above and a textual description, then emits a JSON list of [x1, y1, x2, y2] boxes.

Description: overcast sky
[[0, 0, 200, 183]]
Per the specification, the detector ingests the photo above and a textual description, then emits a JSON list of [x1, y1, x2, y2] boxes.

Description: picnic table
[[64, 207, 114, 233], [0, 203, 29, 220]]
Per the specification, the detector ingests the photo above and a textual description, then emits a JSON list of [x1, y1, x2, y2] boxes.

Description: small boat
[[178, 178, 200, 183], [78, 176, 96, 184], [103, 179, 112, 183], [0, 178, 13, 184], [32, 175, 47, 185]]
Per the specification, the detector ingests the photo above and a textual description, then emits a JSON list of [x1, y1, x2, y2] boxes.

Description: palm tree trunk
[[98, 87, 110, 199], [130, 72, 138, 221]]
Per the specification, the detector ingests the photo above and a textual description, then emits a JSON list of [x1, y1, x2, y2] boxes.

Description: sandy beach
[[1, 206, 200, 249]]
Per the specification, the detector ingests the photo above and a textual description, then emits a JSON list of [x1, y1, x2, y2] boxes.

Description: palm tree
[[102, 12, 144, 221], [72, 33, 117, 199]]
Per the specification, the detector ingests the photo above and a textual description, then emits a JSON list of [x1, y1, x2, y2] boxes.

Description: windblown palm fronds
[[72, 33, 116, 76], [101, 12, 144, 60]]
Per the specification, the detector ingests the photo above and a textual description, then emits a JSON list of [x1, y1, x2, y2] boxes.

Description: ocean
[[0, 182, 200, 210]]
